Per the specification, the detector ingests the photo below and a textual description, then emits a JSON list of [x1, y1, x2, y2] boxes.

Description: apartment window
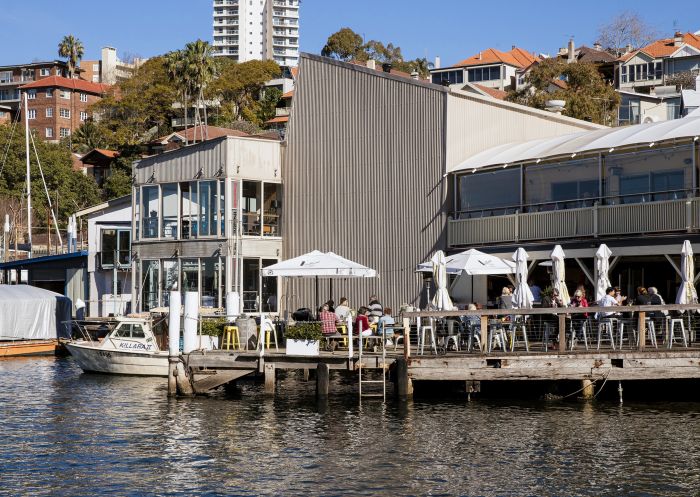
[[161, 183, 178, 238], [27, 109, 36, 120], [40, 68, 50, 77], [80, 111, 88, 121], [60, 90, 70, 99], [46, 107, 53, 118], [92, 75, 99, 83], [27, 90, 36, 100], [141, 185, 159, 239], [46, 88, 53, 98], [101, 229, 131, 268], [432, 70, 463, 85], [0, 71, 12, 84], [45, 128, 53, 138], [458, 168, 521, 216], [92, 64, 99, 72], [80, 93, 88, 102], [60, 108, 70, 118], [60, 128, 70, 138]]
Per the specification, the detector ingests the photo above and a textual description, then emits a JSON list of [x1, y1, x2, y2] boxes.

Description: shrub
[[285, 321, 322, 341], [200, 318, 227, 337]]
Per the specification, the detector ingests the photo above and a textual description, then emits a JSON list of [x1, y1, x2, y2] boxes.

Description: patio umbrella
[[431, 250, 453, 311], [512, 248, 533, 309], [550, 245, 570, 306], [595, 244, 612, 304], [675, 240, 698, 305], [415, 249, 515, 275]]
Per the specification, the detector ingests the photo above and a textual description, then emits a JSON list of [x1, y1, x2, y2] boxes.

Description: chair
[[487, 320, 507, 353], [542, 321, 557, 351], [222, 325, 241, 350], [569, 318, 589, 351], [641, 317, 657, 348], [336, 324, 348, 346], [257, 320, 279, 352], [667, 317, 688, 348], [509, 317, 529, 352], [444, 319, 461, 352], [418, 318, 437, 355], [597, 318, 617, 350]]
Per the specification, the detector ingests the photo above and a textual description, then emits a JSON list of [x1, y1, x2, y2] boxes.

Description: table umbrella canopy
[[676, 240, 698, 305], [595, 244, 612, 304], [551, 245, 570, 306], [262, 251, 377, 278], [416, 249, 515, 276], [431, 250, 453, 311], [512, 248, 534, 309]]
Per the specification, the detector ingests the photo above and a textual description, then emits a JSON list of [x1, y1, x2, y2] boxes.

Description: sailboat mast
[[23, 92, 32, 258]]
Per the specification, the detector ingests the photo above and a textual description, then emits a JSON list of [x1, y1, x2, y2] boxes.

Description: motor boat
[[66, 317, 170, 377]]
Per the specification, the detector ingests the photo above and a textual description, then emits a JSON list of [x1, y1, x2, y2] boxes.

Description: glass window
[[102, 229, 117, 267], [141, 260, 160, 311], [114, 324, 132, 338], [181, 258, 199, 294], [134, 188, 140, 240], [131, 324, 145, 338], [242, 258, 260, 312], [605, 145, 693, 204], [262, 259, 278, 312], [100, 229, 131, 268], [118, 231, 130, 265], [161, 183, 178, 238], [457, 168, 521, 217], [524, 158, 599, 211], [201, 258, 218, 308], [218, 180, 225, 236], [161, 260, 179, 307], [141, 186, 159, 238], [263, 183, 281, 236], [181, 182, 196, 239], [199, 180, 217, 237], [242, 181, 261, 235]]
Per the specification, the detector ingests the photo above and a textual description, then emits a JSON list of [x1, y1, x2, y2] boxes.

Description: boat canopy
[[0, 285, 72, 340]]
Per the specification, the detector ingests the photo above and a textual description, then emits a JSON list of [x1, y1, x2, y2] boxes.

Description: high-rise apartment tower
[[212, 0, 299, 67]]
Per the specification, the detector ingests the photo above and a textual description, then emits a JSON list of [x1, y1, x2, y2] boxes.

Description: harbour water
[[2, 357, 700, 496]]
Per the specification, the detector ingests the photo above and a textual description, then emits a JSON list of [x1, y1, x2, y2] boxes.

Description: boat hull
[[0, 340, 58, 358], [66, 342, 169, 377]]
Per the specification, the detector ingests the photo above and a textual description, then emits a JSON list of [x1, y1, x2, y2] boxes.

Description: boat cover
[[0, 285, 72, 340]]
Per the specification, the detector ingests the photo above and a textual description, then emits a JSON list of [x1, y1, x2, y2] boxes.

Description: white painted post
[[168, 290, 181, 356], [347, 313, 353, 359], [183, 291, 199, 354], [259, 313, 266, 358], [226, 291, 240, 323]]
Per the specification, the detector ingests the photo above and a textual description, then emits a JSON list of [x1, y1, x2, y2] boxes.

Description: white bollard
[[168, 291, 181, 357], [226, 291, 240, 323], [183, 291, 199, 354]]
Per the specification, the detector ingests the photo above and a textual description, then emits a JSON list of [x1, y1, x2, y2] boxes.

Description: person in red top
[[318, 303, 337, 335], [354, 306, 373, 337]]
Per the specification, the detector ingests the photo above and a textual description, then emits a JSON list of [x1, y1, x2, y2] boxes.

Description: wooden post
[[581, 379, 594, 399], [264, 362, 275, 394], [316, 363, 329, 399], [480, 315, 488, 352], [558, 314, 566, 353], [303, 368, 310, 382], [168, 358, 178, 397], [638, 311, 646, 351], [403, 317, 411, 359], [175, 361, 194, 396], [396, 357, 412, 399]]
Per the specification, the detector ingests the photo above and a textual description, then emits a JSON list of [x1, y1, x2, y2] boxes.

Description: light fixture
[[471, 169, 477, 174], [236, 165, 240, 174], [571, 153, 577, 158], [694, 136, 699, 142], [649, 142, 655, 147], [274, 168, 279, 177], [216, 165, 224, 177], [148, 171, 156, 183], [502, 164, 508, 168], [609, 147, 615, 153], [195, 166, 203, 178], [536, 158, 541, 164]]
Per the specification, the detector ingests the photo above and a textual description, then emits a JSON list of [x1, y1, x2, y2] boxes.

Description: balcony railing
[[448, 195, 700, 247]]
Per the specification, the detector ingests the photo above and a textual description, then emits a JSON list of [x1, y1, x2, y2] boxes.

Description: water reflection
[[1, 357, 700, 496]]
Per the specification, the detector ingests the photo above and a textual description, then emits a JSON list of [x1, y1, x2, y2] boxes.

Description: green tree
[[57, 35, 84, 78], [408, 57, 434, 78], [255, 87, 282, 127], [102, 168, 132, 200], [506, 59, 620, 125], [321, 27, 366, 61], [72, 119, 107, 153]]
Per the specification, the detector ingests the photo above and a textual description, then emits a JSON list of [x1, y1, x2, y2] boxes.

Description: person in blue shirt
[[529, 280, 542, 303], [378, 307, 396, 345]]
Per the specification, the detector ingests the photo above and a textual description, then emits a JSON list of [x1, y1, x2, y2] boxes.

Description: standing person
[[335, 297, 351, 322], [368, 295, 383, 323], [354, 306, 373, 338]]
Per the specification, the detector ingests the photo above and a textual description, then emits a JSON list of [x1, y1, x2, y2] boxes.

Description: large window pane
[[458, 168, 520, 217], [263, 183, 281, 236], [199, 181, 216, 237], [524, 158, 599, 211], [101, 229, 116, 267], [118, 230, 131, 266], [201, 258, 217, 307], [182, 258, 199, 294], [134, 188, 140, 240], [605, 145, 693, 204], [142, 186, 159, 239], [161, 183, 178, 239], [161, 260, 179, 307], [181, 182, 197, 239], [242, 258, 260, 312], [262, 259, 278, 312], [218, 180, 225, 236], [142, 260, 159, 311], [242, 181, 261, 235]]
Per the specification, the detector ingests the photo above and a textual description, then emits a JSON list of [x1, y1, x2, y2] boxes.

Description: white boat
[[66, 317, 170, 376]]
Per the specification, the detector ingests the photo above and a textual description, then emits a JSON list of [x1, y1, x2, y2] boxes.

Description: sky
[[2, 0, 700, 66]]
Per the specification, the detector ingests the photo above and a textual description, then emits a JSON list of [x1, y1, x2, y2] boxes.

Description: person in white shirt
[[599, 287, 619, 317], [335, 297, 351, 322]]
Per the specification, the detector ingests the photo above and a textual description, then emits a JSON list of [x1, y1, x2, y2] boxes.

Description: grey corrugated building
[[281, 53, 600, 312]]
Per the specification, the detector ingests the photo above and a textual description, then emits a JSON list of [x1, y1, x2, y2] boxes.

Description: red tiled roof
[[619, 32, 700, 61], [155, 125, 249, 144], [473, 84, 508, 100], [454, 47, 538, 69], [19, 75, 110, 94], [282, 90, 294, 99], [94, 148, 119, 158], [266, 116, 289, 124], [550, 79, 568, 90]]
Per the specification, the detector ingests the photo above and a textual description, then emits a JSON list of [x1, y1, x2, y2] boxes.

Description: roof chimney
[[434, 56, 441, 69], [625, 43, 633, 53], [478, 51, 482, 60], [381, 62, 392, 73], [567, 38, 575, 63], [410, 71, 419, 80], [366, 59, 376, 70], [593, 41, 602, 51], [674, 31, 684, 46], [512, 45, 516, 50]]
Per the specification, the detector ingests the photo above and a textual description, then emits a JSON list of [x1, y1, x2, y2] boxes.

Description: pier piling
[[316, 363, 329, 399], [264, 363, 275, 394]]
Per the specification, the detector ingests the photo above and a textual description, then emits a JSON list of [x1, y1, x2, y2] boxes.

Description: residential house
[[80, 148, 120, 187], [19, 76, 110, 142], [146, 125, 253, 155]]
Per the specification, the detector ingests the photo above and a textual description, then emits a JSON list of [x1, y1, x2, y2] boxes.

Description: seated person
[[335, 297, 351, 322], [368, 295, 383, 324], [378, 307, 395, 336], [354, 306, 373, 337], [598, 286, 619, 318], [318, 303, 338, 336]]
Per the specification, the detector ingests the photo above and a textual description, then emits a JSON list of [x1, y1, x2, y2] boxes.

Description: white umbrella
[[551, 245, 570, 306], [431, 250, 453, 311], [416, 249, 516, 275], [675, 240, 698, 305], [512, 248, 533, 309], [595, 244, 612, 304]]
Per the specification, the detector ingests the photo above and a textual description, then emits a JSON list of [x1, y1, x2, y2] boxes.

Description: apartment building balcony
[[213, 0, 238, 5]]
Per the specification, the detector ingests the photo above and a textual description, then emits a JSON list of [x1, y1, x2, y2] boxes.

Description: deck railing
[[448, 197, 700, 247], [402, 304, 700, 357]]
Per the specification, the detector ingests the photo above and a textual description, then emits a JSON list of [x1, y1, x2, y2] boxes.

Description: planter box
[[286, 338, 320, 356]]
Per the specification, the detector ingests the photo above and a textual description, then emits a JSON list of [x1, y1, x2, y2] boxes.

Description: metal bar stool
[[597, 318, 617, 350], [667, 317, 688, 348], [419, 318, 437, 355]]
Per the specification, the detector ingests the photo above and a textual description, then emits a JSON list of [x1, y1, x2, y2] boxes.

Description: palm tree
[[410, 58, 434, 79], [165, 50, 192, 144], [57, 35, 84, 78], [182, 40, 216, 142]]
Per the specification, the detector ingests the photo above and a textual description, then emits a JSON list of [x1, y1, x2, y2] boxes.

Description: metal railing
[[449, 196, 700, 247]]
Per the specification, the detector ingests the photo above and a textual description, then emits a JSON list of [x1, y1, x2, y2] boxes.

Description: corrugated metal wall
[[283, 54, 447, 312], [135, 138, 227, 184]]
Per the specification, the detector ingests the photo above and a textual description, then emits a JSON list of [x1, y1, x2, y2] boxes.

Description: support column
[[581, 379, 594, 399], [638, 311, 646, 351], [558, 314, 566, 353], [264, 362, 275, 394], [316, 363, 329, 399], [396, 357, 413, 399], [175, 361, 194, 396], [167, 290, 181, 397]]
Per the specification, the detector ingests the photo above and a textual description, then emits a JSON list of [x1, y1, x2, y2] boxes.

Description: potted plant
[[285, 322, 322, 356]]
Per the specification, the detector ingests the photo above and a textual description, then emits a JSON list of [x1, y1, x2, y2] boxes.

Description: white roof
[[261, 250, 377, 278], [682, 89, 700, 109], [452, 115, 700, 172], [416, 249, 515, 275]]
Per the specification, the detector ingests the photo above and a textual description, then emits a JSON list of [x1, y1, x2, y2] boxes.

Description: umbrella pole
[[329, 279, 333, 302], [315, 275, 319, 312]]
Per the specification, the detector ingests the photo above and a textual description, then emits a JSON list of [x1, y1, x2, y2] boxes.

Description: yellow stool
[[222, 325, 241, 350], [336, 324, 348, 346], [256, 324, 279, 351]]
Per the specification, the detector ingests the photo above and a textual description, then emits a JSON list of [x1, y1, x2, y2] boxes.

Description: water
[[2, 357, 700, 497]]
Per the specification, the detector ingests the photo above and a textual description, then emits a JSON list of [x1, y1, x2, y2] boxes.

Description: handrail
[[404, 304, 700, 318]]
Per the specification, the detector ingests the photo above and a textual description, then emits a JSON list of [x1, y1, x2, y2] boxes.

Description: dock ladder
[[357, 332, 387, 401]]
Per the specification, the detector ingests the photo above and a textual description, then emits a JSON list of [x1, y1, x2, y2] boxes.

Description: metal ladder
[[358, 331, 387, 401]]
